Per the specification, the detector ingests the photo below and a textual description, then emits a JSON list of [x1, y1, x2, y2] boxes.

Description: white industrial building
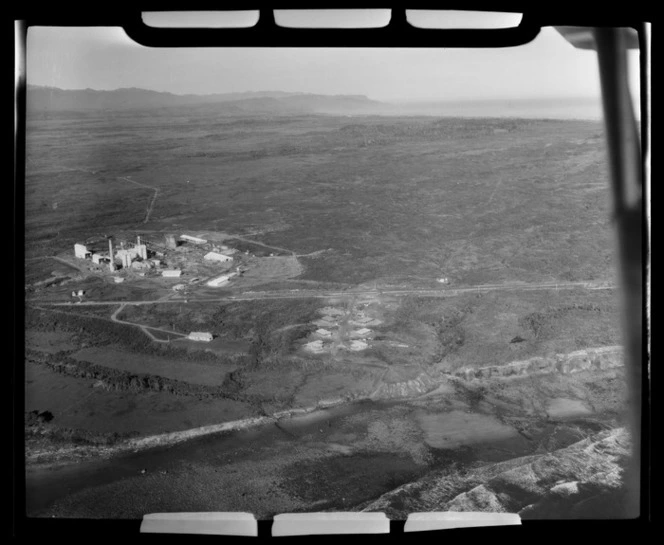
[[181, 234, 207, 244], [135, 244, 148, 260], [74, 243, 91, 259], [207, 274, 231, 287], [188, 332, 213, 342], [131, 260, 150, 270], [206, 271, 239, 287], [204, 251, 233, 263], [162, 269, 182, 278], [349, 340, 369, 351], [113, 237, 148, 268], [116, 247, 142, 261]]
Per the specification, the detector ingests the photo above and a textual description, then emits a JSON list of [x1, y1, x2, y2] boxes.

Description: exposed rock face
[[453, 346, 624, 381], [360, 427, 632, 519], [370, 373, 439, 400]]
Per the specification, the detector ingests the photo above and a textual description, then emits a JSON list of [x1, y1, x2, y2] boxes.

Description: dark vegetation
[[26, 307, 225, 364], [26, 348, 258, 405], [519, 302, 611, 346], [370, 289, 620, 370], [118, 298, 321, 365], [371, 296, 469, 367], [25, 112, 612, 288], [25, 414, 139, 447]]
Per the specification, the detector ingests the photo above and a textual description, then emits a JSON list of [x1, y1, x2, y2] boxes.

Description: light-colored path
[[28, 280, 616, 308], [117, 176, 159, 224], [110, 304, 187, 342]]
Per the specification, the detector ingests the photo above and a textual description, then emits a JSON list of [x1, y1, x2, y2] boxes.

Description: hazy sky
[[26, 11, 641, 102]]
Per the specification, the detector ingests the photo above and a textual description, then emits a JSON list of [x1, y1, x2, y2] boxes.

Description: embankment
[[452, 346, 623, 381], [360, 426, 632, 519], [370, 373, 440, 400], [367, 346, 623, 401]]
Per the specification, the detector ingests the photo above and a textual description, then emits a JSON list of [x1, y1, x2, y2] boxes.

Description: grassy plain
[[24, 109, 623, 466], [26, 111, 614, 286]]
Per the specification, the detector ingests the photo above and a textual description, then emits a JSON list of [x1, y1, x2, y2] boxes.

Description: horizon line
[[26, 83, 602, 104]]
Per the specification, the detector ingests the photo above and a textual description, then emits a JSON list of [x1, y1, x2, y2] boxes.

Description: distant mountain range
[[26, 85, 390, 115], [26, 85, 606, 120]]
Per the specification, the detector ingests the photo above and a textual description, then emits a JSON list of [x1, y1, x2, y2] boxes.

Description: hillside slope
[[26, 85, 388, 115], [360, 427, 632, 519]]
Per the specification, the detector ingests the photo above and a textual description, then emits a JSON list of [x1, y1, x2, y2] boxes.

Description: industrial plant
[[74, 235, 154, 272], [71, 231, 243, 288]]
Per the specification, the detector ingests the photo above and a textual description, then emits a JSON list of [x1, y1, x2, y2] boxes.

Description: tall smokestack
[[137, 235, 141, 247], [108, 238, 115, 271]]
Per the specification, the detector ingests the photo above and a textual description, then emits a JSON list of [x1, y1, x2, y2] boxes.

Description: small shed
[[188, 332, 213, 342]]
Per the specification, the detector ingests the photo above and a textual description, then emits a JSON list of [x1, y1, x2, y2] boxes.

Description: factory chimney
[[108, 238, 115, 271], [137, 235, 141, 247]]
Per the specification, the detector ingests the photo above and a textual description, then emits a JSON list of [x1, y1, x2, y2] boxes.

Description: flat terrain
[[23, 109, 631, 519], [25, 112, 614, 286]]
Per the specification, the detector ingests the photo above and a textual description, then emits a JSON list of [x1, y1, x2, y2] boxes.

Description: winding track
[[117, 176, 159, 224], [110, 303, 187, 342]]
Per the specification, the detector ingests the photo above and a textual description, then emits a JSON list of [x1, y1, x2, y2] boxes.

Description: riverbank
[[26, 362, 628, 518], [26, 345, 625, 468]]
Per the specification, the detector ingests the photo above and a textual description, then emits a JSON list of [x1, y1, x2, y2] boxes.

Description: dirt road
[[28, 280, 616, 308], [109, 303, 187, 342], [117, 176, 159, 224]]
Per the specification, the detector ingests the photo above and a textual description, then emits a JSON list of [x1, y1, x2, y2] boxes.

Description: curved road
[[110, 304, 187, 342]]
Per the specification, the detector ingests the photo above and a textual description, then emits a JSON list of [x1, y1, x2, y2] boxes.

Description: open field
[[24, 282, 621, 439], [71, 347, 234, 386], [24, 108, 631, 519], [26, 112, 614, 288], [25, 360, 255, 437]]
